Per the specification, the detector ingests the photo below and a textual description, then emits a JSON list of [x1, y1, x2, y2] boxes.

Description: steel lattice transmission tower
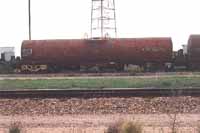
[[91, 0, 117, 38]]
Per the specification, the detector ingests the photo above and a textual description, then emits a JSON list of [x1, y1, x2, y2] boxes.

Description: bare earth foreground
[[0, 96, 200, 132], [0, 114, 199, 133]]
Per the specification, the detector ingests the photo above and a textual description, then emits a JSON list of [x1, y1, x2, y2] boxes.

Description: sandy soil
[[0, 114, 199, 133]]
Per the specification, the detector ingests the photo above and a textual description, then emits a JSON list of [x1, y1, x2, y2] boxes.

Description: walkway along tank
[[20, 38, 173, 73]]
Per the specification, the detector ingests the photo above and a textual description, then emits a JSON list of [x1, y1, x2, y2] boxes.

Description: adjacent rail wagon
[[20, 38, 172, 73], [187, 35, 200, 69]]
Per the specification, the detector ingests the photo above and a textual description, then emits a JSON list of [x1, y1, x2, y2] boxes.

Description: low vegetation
[[9, 122, 22, 133], [107, 121, 142, 133], [0, 76, 200, 89]]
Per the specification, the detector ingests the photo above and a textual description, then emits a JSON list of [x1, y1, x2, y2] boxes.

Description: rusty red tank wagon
[[20, 37, 172, 72], [187, 35, 200, 69]]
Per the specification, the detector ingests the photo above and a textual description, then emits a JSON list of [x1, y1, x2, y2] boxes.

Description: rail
[[0, 88, 200, 98]]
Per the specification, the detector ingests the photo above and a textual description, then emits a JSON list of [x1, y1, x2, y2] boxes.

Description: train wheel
[[116, 64, 124, 71], [164, 63, 173, 72], [144, 63, 153, 72], [47, 65, 61, 73]]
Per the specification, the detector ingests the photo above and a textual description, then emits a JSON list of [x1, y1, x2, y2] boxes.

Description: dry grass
[[168, 113, 179, 133], [9, 122, 22, 133], [106, 121, 142, 133]]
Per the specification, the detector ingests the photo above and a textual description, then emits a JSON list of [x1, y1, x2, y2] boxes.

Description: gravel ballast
[[0, 96, 200, 115]]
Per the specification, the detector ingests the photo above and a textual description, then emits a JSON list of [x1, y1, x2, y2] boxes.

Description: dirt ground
[[0, 114, 199, 133]]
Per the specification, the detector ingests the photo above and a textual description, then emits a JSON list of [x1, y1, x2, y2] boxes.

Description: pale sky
[[0, 0, 200, 56]]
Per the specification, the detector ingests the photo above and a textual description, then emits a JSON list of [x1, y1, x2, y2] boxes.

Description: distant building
[[182, 45, 187, 55], [0, 47, 15, 62]]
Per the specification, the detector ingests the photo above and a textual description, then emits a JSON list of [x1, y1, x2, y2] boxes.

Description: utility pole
[[28, 0, 31, 40], [100, 0, 103, 38]]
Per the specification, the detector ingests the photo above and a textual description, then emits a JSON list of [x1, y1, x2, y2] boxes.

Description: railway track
[[0, 72, 198, 78], [0, 72, 199, 80], [0, 88, 200, 98]]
